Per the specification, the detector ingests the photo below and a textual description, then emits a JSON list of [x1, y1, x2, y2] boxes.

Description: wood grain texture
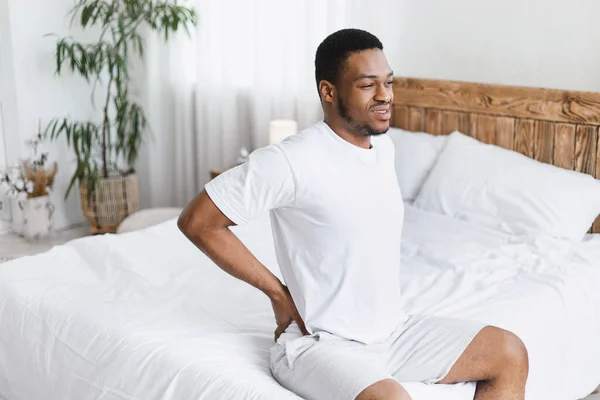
[[597, 132, 600, 180], [393, 77, 600, 125], [593, 218, 600, 234], [476, 115, 496, 144], [595, 134, 600, 233], [408, 107, 425, 131], [553, 124, 576, 170], [514, 119, 535, 158], [458, 113, 477, 138], [533, 121, 555, 164], [574, 125, 598, 176], [393, 105, 409, 130], [495, 117, 515, 150], [425, 109, 443, 135], [594, 131, 600, 233], [442, 111, 459, 134]]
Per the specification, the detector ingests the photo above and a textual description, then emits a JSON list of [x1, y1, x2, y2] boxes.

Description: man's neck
[[324, 118, 372, 150]]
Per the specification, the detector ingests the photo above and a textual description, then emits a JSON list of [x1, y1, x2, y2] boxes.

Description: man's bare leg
[[356, 379, 411, 400], [437, 326, 529, 400]]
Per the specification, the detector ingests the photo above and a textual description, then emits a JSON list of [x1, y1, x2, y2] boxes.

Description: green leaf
[[58, 120, 67, 143], [81, 4, 94, 26], [171, 8, 178, 31], [75, 43, 87, 79], [65, 163, 81, 199], [102, 3, 112, 25], [68, 43, 76, 72], [55, 42, 63, 75], [126, 1, 136, 19], [118, 16, 126, 40], [66, 120, 74, 144], [115, 54, 128, 79], [73, 128, 81, 160], [135, 34, 144, 57], [85, 123, 93, 153]]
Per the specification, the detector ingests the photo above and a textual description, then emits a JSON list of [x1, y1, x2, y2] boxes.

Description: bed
[[2, 77, 600, 400]]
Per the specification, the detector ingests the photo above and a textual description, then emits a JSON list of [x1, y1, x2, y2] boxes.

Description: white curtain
[[136, 0, 401, 209]]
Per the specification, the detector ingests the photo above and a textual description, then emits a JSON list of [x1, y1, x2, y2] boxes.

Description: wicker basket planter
[[79, 174, 140, 234]]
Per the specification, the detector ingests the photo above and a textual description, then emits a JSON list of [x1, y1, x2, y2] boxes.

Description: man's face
[[334, 49, 394, 137]]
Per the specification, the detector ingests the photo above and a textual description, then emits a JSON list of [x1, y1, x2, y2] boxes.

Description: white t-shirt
[[205, 121, 407, 344]]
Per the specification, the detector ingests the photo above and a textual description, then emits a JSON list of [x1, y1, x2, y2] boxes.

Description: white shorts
[[269, 314, 487, 400]]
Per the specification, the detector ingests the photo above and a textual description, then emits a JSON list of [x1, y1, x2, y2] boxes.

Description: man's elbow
[[177, 190, 230, 242], [176, 212, 187, 233], [177, 209, 200, 239]]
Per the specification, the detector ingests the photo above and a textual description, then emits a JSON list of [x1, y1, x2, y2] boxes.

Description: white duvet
[[1, 205, 600, 400]]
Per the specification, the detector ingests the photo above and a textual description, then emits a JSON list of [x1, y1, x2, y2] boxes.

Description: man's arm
[[177, 189, 308, 340]]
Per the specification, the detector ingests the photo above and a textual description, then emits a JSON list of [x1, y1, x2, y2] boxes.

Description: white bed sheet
[[1, 205, 600, 400]]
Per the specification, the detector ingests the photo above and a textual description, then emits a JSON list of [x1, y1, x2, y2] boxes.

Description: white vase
[[16, 195, 55, 241], [9, 198, 23, 235]]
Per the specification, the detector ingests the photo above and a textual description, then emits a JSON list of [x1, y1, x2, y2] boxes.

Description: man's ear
[[319, 80, 336, 104]]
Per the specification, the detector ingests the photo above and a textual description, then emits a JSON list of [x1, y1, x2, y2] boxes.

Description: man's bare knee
[[496, 329, 529, 379], [355, 379, 411, 400], [437, 325, 529, 386]]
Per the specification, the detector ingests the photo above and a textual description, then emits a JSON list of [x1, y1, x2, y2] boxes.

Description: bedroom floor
[[0, 224, 89, 262]]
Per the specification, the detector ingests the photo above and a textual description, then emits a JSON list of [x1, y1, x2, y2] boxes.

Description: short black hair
[[314, 29, 383, 93]]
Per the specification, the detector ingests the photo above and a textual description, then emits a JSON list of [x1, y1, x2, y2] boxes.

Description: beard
[[337, 96, 389, 137]]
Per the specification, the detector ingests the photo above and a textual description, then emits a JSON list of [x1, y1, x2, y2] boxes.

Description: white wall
[[4, 0, 600, 230], [0, 0, 19, 167], [0, 104, 7, 234], [0, 0, 19, 233], [375, 0, 600, 92], [0, 109, 5, 174], [2, 0, 104, 230]]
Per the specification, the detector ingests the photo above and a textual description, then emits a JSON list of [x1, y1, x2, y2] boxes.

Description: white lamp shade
[[269, 119, 298, 145]]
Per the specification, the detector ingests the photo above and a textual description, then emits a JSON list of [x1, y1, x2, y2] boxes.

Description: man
[[178, 29, 528, 400]]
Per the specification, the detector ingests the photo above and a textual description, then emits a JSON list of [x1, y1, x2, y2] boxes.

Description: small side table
[[210, 169, 224, 180]]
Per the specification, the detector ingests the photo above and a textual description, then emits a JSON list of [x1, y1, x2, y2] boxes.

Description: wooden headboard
[[391, 77, 600, 234]]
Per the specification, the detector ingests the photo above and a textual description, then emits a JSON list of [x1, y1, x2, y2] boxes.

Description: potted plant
[[0, 128, 58, 241], [45, 0, 196, 234]]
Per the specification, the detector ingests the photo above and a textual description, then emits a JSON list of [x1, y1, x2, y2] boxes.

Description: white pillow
[[413, 131, 600, 242], [387, 127, 448, 201]]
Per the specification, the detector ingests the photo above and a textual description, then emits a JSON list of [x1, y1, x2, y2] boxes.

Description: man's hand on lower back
[[270, 285, 309, 341]]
